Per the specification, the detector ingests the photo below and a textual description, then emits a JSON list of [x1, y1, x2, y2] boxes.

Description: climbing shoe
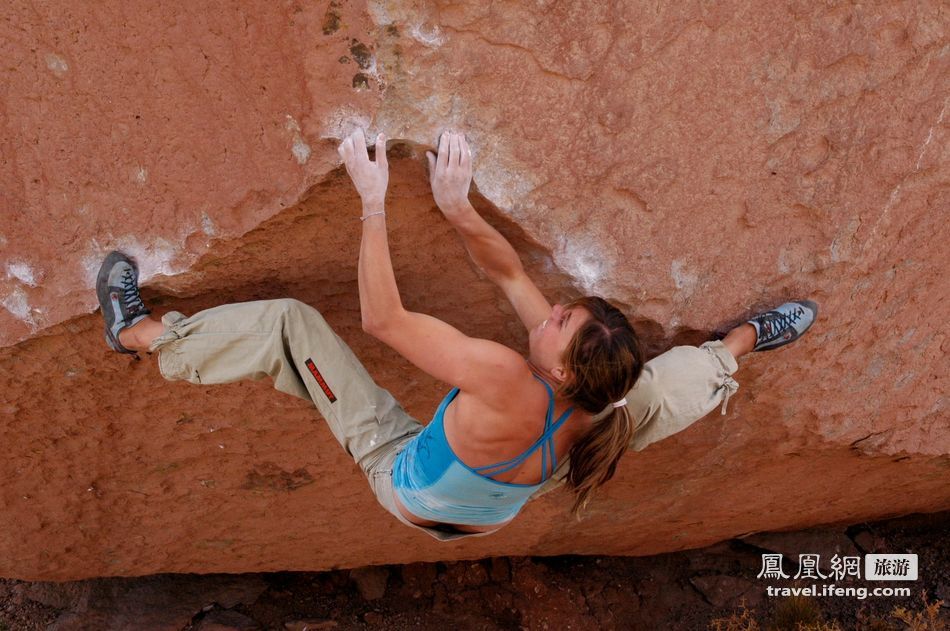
[[748, 300, 818, 352], [96, 251, 151, 355]]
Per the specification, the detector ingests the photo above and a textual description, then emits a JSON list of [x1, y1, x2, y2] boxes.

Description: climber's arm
[[340, 129, 525, 395], [447, 202, 552, 331], [428, 132, 552, 332], [357, 193, 526, 395], [337, 128, 398, 331]]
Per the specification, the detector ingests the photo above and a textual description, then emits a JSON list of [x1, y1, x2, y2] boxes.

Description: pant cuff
[[700, 340, 740, 414], [149, 311, 189, 381]]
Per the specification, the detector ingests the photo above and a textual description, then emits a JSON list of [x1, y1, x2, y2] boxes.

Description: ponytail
[[557, 296, 643, 519], [566, 405, 633, 517]]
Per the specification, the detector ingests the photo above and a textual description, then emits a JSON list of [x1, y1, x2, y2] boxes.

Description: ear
[[551, 365, 568, 384]]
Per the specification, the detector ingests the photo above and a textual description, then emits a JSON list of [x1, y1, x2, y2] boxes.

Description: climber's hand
[[427, 131, 473, 218], [339, 128, 388, 210]]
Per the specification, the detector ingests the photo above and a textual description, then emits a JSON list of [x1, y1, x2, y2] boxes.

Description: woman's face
[[528, 303, 592, 383]]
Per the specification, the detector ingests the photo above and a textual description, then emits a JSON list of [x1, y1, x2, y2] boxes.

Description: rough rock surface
[[0, 1, 947, 580], [4, 512, 949, 630]]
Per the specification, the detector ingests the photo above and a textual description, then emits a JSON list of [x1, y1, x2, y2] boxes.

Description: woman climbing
[[97, 129, 817, 540]]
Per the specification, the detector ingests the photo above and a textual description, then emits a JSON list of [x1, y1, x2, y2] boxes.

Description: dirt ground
[[1, 511, 947, 630]]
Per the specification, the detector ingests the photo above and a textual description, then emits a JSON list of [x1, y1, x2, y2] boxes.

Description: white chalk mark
[[409, 23, 446, 48], [472, 159, 537, 218], [81, 236, 184, 289], [366, 2, 391, 25], [6, 262, 38, 287], [2, 288, 36, 329], [285, 115, 312, 165], [201, 212, 218, 237], [292, 137, 311, 164], [319, 108, 372, 141], [866, 98, 948, 252], [45, 53, 68, 76], [555, 236, 611, 295], [285, 116, 302, 133], [777, 249, 791, 275], [915, 99, 946, 171], [670, 259, 698, 295]]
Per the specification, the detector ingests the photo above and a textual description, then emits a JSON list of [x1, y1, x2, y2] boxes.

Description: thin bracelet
[[360, 211, 386, 221]]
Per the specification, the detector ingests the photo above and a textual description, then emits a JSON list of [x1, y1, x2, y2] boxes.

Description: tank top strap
[[542, 405, 575, 477], [472, 374, 574, 480], [531, 373, 557, 430], [530, 373, 574, 477]]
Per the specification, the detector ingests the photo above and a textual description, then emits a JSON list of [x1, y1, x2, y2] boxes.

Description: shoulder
[[453, 351, 536, 416], [370, 309, 528, 396], [470, 348, 534, 400]]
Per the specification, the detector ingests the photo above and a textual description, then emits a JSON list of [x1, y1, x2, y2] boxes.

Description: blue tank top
[[392, 375, 574, 525]]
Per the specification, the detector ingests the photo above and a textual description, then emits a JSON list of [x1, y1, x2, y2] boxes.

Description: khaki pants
[[150, 299, 739, 541]]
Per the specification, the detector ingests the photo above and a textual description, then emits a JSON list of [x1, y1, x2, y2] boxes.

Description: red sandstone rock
[[0, 1, 948, 580]]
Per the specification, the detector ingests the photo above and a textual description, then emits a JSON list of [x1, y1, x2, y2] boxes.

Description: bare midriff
[[393, 491, 510, 534]]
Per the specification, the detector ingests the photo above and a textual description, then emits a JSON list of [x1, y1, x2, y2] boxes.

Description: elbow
[[490, 263, 526, 288], [361, 313, 385, 337], [361, 308, 399, 340]]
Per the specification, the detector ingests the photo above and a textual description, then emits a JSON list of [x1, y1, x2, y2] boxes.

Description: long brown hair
[[559, 297, 644, 517]]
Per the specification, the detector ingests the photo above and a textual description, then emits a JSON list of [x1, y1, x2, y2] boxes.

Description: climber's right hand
[[339, 128, 389, 211], [427, 131, 473, 219]]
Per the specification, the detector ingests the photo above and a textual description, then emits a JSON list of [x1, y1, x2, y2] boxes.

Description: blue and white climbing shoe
[[96, 251, 151, 355], [748, 300, 818, 352]]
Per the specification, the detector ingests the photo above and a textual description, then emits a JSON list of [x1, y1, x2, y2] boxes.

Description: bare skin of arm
[[338, 129, 525, 401], [427, 133, 552, 333]]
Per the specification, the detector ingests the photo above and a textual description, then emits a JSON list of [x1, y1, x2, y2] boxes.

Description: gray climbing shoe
[[96, 251, 151, 355], [749, 300, 818, 352]]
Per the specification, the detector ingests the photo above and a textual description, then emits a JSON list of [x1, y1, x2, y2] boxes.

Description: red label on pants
[[305, 358, 337, 403]]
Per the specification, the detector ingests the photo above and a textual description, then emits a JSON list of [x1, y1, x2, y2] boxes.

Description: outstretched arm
[[338, 130, 396, 332], [338, 129, 525, 396], [428, 132, 552, 332]]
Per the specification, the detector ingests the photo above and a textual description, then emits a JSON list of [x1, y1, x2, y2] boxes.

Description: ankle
[[723, 323, 756, 360], [118, 317, 160, 351], [117, 326, 140, 351]]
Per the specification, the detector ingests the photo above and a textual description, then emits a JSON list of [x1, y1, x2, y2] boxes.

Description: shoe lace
[[759, 305, 804, 341], [120, 268, 147, 318]]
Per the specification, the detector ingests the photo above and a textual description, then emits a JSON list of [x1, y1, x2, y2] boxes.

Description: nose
[[552, 304, 564, 322]]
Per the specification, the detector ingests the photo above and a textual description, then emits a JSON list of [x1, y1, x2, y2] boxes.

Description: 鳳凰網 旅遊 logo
[[757, 553, 917, 581], [755, 553, 918, 600]]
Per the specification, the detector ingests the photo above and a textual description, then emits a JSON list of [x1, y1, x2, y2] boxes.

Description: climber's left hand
[[339, 128, 388, 210]]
